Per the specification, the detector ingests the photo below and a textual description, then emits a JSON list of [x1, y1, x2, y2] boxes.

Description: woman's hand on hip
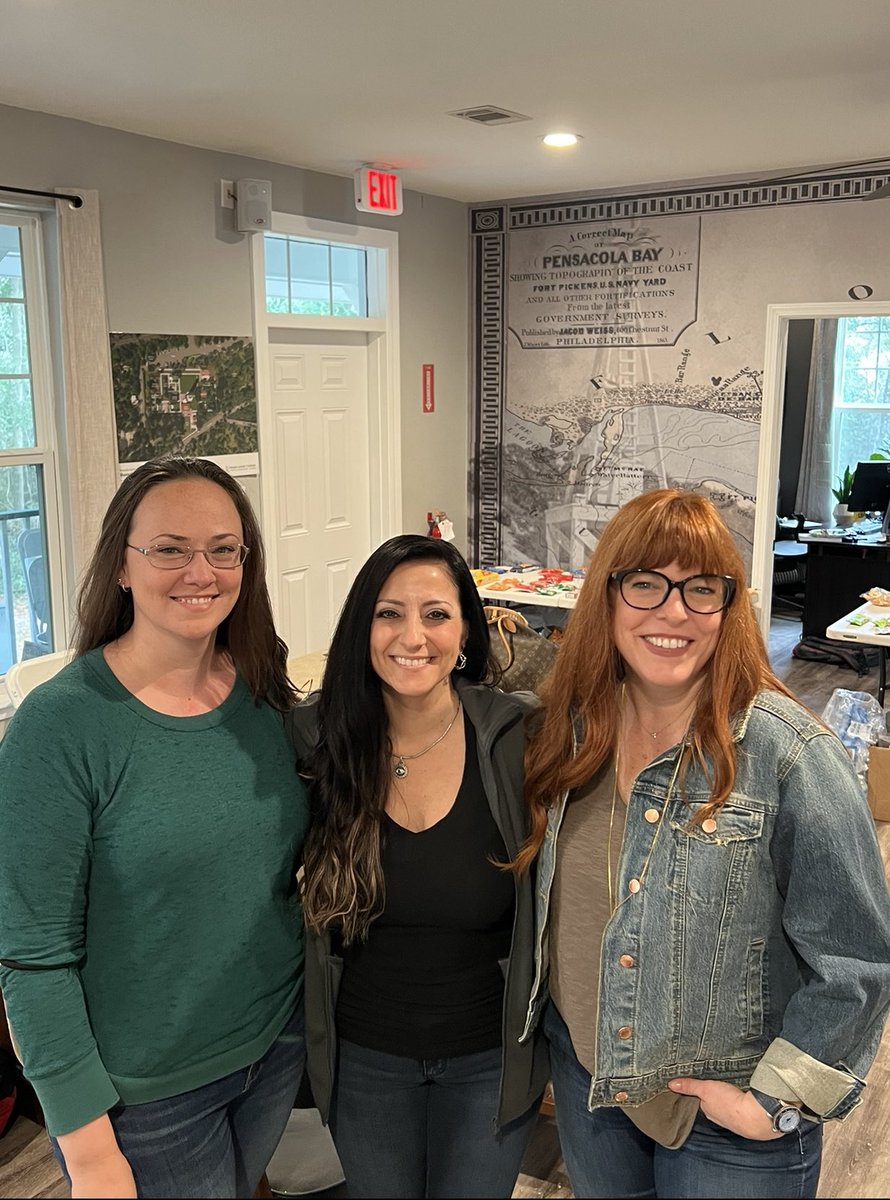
[[668, 1077, 784, 1140]]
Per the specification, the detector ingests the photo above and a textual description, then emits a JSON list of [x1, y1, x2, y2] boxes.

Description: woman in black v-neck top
[[289, 535, 548, 1199]]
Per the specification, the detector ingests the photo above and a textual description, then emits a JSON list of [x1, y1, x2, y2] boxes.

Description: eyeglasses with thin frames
[[610, 568, 736, 614], [126, 543, 249, 570]]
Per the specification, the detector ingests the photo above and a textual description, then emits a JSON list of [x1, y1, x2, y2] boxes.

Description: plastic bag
[[821, 688, 886, 780]]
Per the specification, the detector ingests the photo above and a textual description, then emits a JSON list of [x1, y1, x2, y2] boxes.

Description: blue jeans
[[545, 1002, 823, 1199], [330, 1037, 540, 1198], [52, 1007, 305, 1199]]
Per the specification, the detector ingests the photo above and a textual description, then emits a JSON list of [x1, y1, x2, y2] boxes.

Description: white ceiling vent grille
[[448, 105, 531, 126]]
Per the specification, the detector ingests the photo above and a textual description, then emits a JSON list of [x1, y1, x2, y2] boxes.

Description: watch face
[[776, 1106, 802, 1133]]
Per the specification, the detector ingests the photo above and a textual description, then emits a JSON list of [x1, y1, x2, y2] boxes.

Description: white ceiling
[[5, 0, 890, 203]]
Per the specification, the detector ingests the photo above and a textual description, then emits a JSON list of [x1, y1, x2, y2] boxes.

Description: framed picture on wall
[[109, 333, 259, 473]]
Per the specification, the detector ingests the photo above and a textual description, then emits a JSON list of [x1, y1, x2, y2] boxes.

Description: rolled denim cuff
[[750, 1037, 865, 1121]]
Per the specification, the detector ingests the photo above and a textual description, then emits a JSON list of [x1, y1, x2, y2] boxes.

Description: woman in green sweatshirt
[[0, 457, 309, 1199]]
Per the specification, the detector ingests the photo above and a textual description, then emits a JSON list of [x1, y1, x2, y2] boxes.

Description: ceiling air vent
[[448, 105, 531, 126]]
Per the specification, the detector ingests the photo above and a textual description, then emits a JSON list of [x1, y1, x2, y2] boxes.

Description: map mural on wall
[[501, 213, 759, 569], [470, 167, 890, 572], [110, 333, 258, 463]]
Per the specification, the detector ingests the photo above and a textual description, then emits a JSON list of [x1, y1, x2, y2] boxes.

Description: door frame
[[250, 214, 401, 624], [751, 299, 890, 639]]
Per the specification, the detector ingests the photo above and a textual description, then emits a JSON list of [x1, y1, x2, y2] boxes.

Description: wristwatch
[[749, 1087, 803, 1133]]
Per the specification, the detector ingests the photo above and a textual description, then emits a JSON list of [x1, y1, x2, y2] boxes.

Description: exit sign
[[354, 165, 403, 216]]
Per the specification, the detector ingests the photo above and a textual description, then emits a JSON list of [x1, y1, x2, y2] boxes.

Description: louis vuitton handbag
[[484, 605, 559, 694]]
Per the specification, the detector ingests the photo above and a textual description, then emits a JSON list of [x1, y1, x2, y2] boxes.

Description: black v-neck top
[[335, 715, 515, 1058]]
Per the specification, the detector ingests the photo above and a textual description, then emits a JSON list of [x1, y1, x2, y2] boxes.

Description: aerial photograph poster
[[110, 333, 258, 463]]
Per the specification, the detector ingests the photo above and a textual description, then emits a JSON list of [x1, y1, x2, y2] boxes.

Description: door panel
[[268, 342, 370, 656]]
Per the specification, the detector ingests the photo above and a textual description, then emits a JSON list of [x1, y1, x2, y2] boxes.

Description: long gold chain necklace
[[391, 702, 461, 779], [608, 686, 688, 914]]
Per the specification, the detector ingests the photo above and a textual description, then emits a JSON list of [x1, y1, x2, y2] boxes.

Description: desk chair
[[772, 522, 808, 619]]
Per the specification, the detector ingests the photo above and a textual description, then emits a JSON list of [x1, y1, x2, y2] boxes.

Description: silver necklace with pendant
[[391, 702, 461, 779]]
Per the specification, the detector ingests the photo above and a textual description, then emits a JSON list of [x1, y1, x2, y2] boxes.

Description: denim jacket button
[[618, 953, 635, 968], [628, 878, 641, 893], [644, 808, 660, 823], [702, 818, 718, 833], [617, 1026, 633, 1039], [614, 1090, 629, 1102]]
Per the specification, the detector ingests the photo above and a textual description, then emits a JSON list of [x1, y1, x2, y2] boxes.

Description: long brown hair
[[73, 456, 298, 710], [514, 488, 793, 873]]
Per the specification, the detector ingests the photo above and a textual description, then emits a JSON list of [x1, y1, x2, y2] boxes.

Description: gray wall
[[0, 103, 470, 546]]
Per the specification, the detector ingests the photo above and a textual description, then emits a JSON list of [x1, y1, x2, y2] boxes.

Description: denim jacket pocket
[[670, 802, 764, 844]]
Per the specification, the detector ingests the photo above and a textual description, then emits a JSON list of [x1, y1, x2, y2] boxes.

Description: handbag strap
[[483, 605, 530, 668]]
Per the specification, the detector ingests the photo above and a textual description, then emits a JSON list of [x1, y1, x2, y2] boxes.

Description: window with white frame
[[0, 211, 64, 672], [832, 315, 890, 486], [263, 234, 369, 317]]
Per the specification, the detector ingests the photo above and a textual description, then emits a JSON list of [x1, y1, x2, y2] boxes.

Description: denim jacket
[[522, 689, 890, 1121]]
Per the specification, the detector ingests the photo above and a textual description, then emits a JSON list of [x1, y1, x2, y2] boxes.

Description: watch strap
[[749, 1087, 802, 1133]]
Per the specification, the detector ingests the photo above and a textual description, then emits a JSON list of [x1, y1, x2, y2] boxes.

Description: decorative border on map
[[485, 168, 890, 233], [468, 167, 890, 562], [471, 224, 507, 566]]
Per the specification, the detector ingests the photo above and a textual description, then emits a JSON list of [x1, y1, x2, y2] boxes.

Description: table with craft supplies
[[825, 601, 890, 707], [472, 567, 583, 610]]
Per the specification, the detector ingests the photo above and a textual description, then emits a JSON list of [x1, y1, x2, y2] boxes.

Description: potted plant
[[832, 465, 858, 526]]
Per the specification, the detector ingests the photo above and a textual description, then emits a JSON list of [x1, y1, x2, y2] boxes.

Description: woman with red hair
[[515, 488, 890, 1198]]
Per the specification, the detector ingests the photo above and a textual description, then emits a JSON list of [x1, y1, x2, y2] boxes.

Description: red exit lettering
[[369, 171, 395, 209]]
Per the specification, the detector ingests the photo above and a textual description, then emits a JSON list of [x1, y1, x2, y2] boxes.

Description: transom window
[[264, 235, 368, 317]]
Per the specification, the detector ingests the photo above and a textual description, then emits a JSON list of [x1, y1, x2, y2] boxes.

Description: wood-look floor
[[2, 616, 888, 1199]]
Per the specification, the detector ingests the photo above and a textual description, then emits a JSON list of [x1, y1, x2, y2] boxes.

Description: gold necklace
[[391, 702, 461, 779], [627, 690, 696, 742]]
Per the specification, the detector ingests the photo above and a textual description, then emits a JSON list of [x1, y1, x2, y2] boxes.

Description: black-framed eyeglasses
[[127, 543, 250, 570], [610, 568, 737, 614]]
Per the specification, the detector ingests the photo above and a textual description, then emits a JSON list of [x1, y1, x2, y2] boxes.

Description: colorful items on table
[[472, 566, 585, 599]]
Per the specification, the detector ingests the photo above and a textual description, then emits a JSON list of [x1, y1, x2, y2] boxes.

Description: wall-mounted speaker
[[234, 178, 272, 232]]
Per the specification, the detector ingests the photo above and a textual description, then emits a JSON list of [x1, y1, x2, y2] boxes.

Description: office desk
[[825, 602, 890, 706], [798, 534, 890, 638]]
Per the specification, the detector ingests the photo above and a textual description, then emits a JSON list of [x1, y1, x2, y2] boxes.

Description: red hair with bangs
[[513, 488, 793, 874]]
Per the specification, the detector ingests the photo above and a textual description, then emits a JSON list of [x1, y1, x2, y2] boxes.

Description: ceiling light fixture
[[543, 132, 581, 148]]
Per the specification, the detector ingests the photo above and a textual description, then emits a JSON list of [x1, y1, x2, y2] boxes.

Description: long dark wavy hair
[[513, 488, 795, 874], [73, 456, 298, 711], [300, 534, 499, 942]]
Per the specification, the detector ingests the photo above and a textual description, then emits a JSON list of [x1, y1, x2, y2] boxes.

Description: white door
[[267, 338, 371, 655]]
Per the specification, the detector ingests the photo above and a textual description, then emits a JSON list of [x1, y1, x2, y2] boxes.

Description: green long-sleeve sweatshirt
[[0, 648, 308, 1136]]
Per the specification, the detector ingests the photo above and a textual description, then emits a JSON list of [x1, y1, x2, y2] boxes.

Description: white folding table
[[825, 602, 890, 706]]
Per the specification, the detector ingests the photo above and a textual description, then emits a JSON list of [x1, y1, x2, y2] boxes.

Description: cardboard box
[[867, 745, 890, 822]]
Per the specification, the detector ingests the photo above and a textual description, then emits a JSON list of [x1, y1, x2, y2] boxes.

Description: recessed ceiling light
[[543, 132, 581, 148]]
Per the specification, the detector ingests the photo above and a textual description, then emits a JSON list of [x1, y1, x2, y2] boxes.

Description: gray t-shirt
[[549, 762, 698, 1150]]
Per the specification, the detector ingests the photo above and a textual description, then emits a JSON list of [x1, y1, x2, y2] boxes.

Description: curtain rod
[[0, 185, 84, 208]]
